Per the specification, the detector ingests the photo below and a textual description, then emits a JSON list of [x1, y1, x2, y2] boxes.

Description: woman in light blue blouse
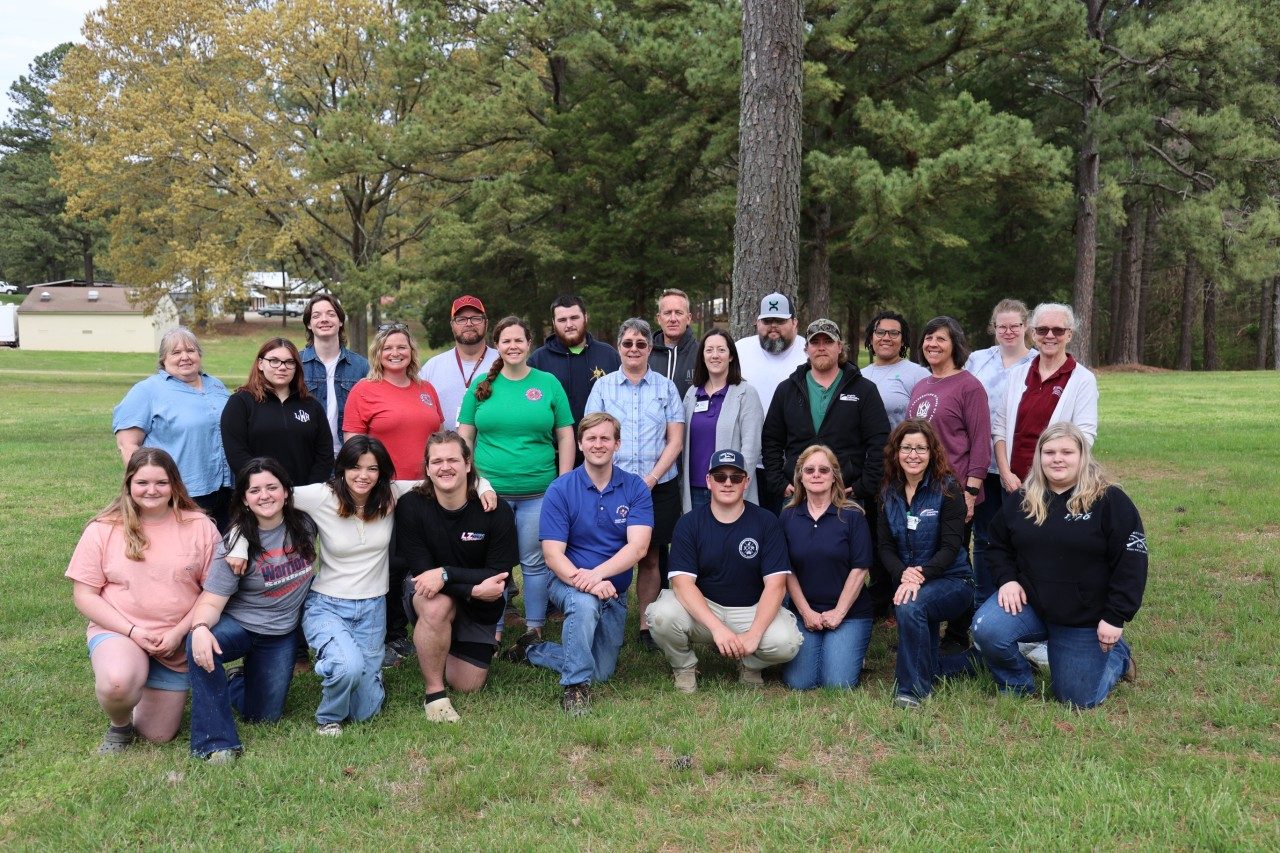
[[113, 327, 233, 529], [962, 299, 1035, 606]]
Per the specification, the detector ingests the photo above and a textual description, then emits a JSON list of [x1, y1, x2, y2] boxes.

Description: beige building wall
[[20, 299, 179, 353]]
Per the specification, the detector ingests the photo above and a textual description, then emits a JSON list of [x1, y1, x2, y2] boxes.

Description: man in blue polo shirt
[[503, 412, 653, 716], [646, 449, 802, 693]]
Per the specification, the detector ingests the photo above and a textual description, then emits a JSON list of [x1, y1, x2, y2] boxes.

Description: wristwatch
[[440, 568, 449, 583], [964, 485, 980, 496]]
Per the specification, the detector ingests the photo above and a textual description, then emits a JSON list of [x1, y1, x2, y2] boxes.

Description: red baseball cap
[[450, 295, 485, 317]]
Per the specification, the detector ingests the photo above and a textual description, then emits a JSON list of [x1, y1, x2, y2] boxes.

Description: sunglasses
[[1033, 326, 1070, 337], [801, 465, 833, 476], [619, 339, 650, 350], [379, 322, 410, 334], [709, 471, 747, 484]]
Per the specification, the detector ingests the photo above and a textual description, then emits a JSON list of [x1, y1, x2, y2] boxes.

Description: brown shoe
[[1121, 653, 1137, 683], [673, 666, 697, 694]]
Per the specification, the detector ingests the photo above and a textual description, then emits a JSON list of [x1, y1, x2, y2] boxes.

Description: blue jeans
[[781, 615, 873, 690], [971, 595, 1131, 708], [302, 592, 385, 725], [506, 494, 550, 630], [187, 615, 296, 757], [527, 578, 627, 686], [894, 575, 973, 700], [688, 486, 710, 510], [969, 473, 1005, 606]]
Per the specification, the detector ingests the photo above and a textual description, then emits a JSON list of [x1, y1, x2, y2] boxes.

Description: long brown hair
[[475, 316, 532, 403], [239, 337, 308, 403], [95, 447, 203, 561], [414, 431, 479, 501], [880, 419, 958, 498], [330, 435, 395, 519], [786, 444, 862, 516]]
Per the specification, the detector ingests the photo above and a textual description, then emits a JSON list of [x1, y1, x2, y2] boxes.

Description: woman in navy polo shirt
[[779, 445, 874, 689]]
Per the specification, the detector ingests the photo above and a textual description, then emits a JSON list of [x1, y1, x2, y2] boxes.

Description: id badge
[[906, 514, 920, 531], [693, 400, 710, 413]]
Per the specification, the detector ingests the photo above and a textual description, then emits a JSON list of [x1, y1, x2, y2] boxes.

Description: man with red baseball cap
[[419, 295, 499, 430]]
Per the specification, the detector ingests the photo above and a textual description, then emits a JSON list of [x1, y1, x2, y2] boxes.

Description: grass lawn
[[1, 333, 1278, 849]]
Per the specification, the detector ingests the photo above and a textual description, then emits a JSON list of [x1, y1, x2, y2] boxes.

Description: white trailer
[[0, 303, 17, 347]]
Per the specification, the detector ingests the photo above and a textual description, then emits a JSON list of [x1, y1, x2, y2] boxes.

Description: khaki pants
[[645, 589, 802, 672]]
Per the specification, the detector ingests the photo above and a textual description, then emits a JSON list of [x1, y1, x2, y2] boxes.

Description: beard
[[454, 327, 484, 346], [558, 327, 586, 348], [760, 333, 787, 355]]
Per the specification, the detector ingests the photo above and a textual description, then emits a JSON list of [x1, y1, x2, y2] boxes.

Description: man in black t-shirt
[[645, 449, 802, 693], [396, 432, 518, 722]]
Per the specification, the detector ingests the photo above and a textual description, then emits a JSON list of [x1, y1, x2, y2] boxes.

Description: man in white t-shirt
[[734, 292, 806, 512], [418, 295, 499, 431]]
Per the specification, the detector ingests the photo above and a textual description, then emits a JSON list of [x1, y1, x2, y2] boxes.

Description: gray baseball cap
[[757, 292, 794, 320]]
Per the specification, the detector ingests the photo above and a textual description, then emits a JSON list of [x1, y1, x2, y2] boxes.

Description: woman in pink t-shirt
[[66, 448, 218, 754]]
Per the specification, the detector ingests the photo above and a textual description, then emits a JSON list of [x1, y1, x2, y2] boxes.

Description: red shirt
[[1010, 355, 1075, 478], [342, 378, 443, 479]]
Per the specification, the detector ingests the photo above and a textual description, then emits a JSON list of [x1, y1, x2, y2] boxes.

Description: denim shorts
[[87, 632, 190, 692]]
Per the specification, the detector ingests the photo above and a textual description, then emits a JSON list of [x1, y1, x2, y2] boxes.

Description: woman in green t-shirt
[[458, 316, 575, 640]]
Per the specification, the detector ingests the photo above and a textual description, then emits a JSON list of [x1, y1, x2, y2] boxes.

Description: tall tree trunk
[[1119, 200, 1145, 363], [730, 0, 804, 340], [82, 233, 95, 284], [1136, 203, 1157, 360], [1257, 278, 1274, 370], [1274, 278, 1280, 370], [1105, 223, 1125, 364], [1202, 275, 1218, 371], [1176, 257, 1197, 370], [1107, 210, 1135, 364], [805, 202, 832, 320], [1070, 0, 1105, 367]]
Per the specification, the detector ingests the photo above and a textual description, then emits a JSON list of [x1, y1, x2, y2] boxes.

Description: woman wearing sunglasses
[[584, 318, 685, 650], [879, 420, 974, 709], [220, 337, 333, 489], [779, 445, 874, 689]]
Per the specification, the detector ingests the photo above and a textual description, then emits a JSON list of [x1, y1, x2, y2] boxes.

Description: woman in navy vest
[[878, 419, 974, 708]]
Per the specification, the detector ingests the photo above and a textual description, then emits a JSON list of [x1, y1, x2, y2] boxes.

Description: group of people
[[69, 287, 1147, 762]]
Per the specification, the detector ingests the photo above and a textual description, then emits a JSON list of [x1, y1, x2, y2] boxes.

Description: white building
[[16, 281, 179, 353]]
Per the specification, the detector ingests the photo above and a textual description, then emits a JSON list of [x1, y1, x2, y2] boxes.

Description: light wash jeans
[[527, 578, 627, 686], [302, 592, 385, 725], [971, 595, 1131, 708], [781, 615, 873, 689], [505, 494, 550, 630], [645, 588, 802, 672]]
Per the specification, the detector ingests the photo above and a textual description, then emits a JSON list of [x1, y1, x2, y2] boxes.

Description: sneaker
[[500, 629, 542, 665], [1019, 641, 1050, 671], [1121, 653, 1138, 683], [315, 722, 343, 737], [561, 683, 592, 717], [206, 748, 241, 765], [738, 664, 764, 688], [673, 666, 697, 694], [224, 663, 245, 681], [423, 696, 461, 723], [893, 694, 922, 710], [383, 636, 416, 668], [638, 629, 660, 652], [96, 724, 136, 755]]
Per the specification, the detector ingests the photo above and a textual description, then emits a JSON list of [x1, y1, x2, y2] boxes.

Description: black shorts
[[651, 477, 681, 548], [402, 576, 503, 669]]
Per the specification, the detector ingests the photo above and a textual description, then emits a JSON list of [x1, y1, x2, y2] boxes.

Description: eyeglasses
[[451, 315, 486, 326], [1033, 326, 1070, 338], [261, 357, 297, 369], [801, 465, 833, 476], [619, 339, 649, 350], [709, 471, 747, 484], [872, 328, 902, 339], [995, 324, 1024, 333], [898, 445, 929, 457], [379, 322, 409, 334], [760, 318, 789, 327]]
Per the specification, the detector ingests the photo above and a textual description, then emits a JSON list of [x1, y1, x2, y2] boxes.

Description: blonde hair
[[95, 448, 203, 560], [577, 411, 621, 441], [988, 298, 1032, 349], [367, 324, 422, 381], [786, 445, 863, 516], [1021, 422, 1110, 525]]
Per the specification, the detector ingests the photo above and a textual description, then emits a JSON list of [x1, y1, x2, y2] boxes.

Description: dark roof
[[18, 283, 150, 315]]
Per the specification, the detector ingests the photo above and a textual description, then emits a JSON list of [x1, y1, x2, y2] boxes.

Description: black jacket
[[648, 328, 698, 399], [219, 389, 333, 486], [762, 363, 890, 503], [528, 333, 621, 424], [985, 485, 1147, 628]]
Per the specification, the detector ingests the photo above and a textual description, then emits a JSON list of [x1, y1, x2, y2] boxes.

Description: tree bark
[[1257, 278, 1274, 370], [82, 233, 95, 285], [1274, 277, 1280, 371], [1136, 203, 1157, 360], [730, 0, 804, 340], [1117, 200, 1145, 363], [1176, 257, 1197, 370], [805, 202, 832, 320], [1070, 0, 1105, 367], [1202, 274, 1218, 371], [1106, 211, 1134, 364]]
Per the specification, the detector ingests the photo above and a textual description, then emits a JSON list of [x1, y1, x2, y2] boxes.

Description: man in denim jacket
[[299, 294, 371, 456]]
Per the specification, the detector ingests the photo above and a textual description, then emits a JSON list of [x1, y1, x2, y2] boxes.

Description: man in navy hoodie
[[529, 294, 621, 433]]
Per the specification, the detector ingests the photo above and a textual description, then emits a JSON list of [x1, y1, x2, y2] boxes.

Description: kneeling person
[[507, 413, 652, 716], [396, 431, 517, 722], [648, 450, 802, 692]]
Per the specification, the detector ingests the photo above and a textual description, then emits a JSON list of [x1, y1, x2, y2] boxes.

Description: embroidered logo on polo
[[1052, 387, 1064, 397], [293, 410, 311, 423], [910, 394, 939, 420], [460, 531, 486, 542], [526, 388, 543, 401], [613, 504, 630, 525], [738, 537, 759, 559], [1125, 532, 1148, 554]]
